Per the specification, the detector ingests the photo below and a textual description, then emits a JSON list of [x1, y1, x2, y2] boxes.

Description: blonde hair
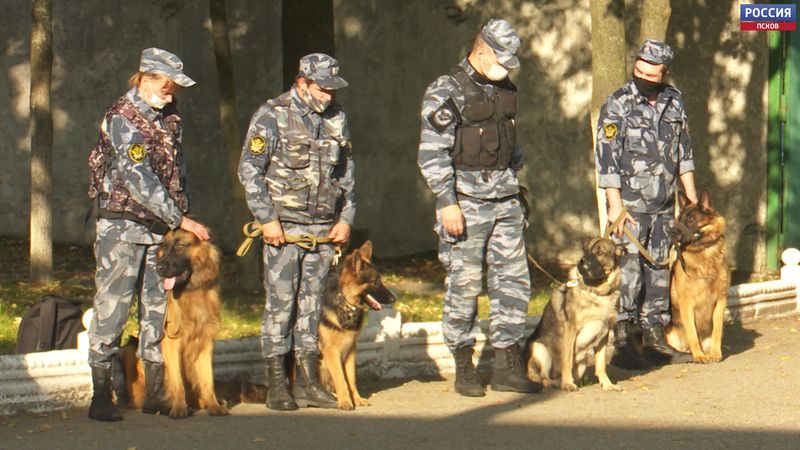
[[127, 71, 177, 90]]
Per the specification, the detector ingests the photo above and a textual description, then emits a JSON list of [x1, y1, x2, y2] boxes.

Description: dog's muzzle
[[578, 251, 606, 286]]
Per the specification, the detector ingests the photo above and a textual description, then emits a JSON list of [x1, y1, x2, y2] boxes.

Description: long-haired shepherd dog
[[122, 229, 229, 418], [318, 241, 396, 410], [666, 190, 729, 363]]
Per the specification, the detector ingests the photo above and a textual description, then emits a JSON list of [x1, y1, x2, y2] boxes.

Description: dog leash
[[604, 207, 677, 268], [236, 222, 342, 264]]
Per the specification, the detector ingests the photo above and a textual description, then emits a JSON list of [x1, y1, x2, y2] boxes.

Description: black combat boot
[[88, 365, 123, 422], [453, 346, 485, 397], [642, 323, 693, 365], [490, 343, 543, 393], [610, 319, 653, 370], [141, 362, 172, 416], [266, 356, 298, 411], [292, 354, 336, 408]]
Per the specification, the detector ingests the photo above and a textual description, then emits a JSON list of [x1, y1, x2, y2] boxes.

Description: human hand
[[179, 216, 210, 241], [328, 222, 351, 245], [261, 220, 285, 247], [440, 204, 465, 237], [607, 204, 637, 237]]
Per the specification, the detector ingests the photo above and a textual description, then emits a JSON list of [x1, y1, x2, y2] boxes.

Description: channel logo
[[740, 4, 796, 31]]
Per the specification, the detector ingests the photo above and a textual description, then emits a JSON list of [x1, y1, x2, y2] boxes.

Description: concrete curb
[[2, 267, 799, 415]]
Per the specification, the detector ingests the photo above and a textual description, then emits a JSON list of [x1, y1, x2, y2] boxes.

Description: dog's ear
[[352, 249, 366, 274], [678, 191, 690, 209], [358, 240, 373, 262], [583, 237, 596, 252], [699, 190, 711, 209]]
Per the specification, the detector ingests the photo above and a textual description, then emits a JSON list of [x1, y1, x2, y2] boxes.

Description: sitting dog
[[525, 237, 625, 391], [318, 241, 396, 410], [666, 191, 729, 363], [122, 230, 229, 418]]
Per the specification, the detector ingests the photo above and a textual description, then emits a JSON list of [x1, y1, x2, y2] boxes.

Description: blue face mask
[[301, 85, 331, 113]]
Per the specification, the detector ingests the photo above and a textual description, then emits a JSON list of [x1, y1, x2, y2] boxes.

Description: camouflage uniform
[[87, 48, 196, 370], [238, 53, 354, 359], [595, 40, 694, 329], [418, 21, 531, 353]]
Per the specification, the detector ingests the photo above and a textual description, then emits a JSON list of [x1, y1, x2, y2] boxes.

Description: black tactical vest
[[449, 65, 517, 171]]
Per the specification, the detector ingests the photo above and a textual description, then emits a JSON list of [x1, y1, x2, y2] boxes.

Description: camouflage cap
[[138, 47, 196, 87], [298, 53, 348, 90], [480, 18, 521, 69], [636, 39, 673, 66]]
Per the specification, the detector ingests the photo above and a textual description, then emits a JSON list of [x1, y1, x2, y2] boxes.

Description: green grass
[[0, 237, 556, 355]]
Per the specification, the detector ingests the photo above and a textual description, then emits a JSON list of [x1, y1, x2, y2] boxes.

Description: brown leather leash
[[604, 207, 677, 267]]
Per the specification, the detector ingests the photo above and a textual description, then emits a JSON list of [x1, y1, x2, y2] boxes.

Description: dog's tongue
[[163, 277, 176, 291], [365, 294, 382, 311]]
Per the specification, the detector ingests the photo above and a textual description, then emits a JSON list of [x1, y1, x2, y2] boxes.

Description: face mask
[[632, 74, 663, 100], [481, 55, 509, 81], [141, 82, 170, 109], [301, 85, 331, 113]]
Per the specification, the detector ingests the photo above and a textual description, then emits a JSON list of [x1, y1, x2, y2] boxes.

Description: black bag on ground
[[14, 295, 86, 354]]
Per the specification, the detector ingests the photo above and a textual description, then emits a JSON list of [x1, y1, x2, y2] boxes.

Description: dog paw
[[601, 383, 622, 392], [692, 353, 713, 364], [208, 403, 230, 416], [338, 401, 355, 411], [708, 351, 722, 363], [169, 404, 189, 419], [560, 382, 578, 392], [354, 396, 370, 407]]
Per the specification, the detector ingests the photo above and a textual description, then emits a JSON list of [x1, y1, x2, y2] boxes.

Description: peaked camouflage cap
[[298, 53, 348, 89], [139, 47, 196, 87], [480, 18, 521, 69], [636, 39, 673, 65]]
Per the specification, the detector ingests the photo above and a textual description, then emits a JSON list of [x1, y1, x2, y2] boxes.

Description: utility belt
[[97, 208, 170, 235], [456, 192, 517, 203]]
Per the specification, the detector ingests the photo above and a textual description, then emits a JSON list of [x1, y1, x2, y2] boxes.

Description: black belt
[[97, 208, 170, 235], [456, 192, 517, 203]]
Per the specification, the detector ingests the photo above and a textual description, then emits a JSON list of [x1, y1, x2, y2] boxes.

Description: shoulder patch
[[249, 136, 266, 155], [427, 97, 459, 133], [127, 143, 146, 163], [603, 123, 618, 140]]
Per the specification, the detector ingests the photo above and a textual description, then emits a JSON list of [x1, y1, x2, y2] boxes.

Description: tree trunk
[[590, 0, 627, 232], [638, 0, 672, 45], [30, 0, 53, 284], [209, 0, 260, 290]]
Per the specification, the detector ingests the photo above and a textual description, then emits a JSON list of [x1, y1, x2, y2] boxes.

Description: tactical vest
[[263, 91, 348, 224], [449, 65, 517, 171], [87, 96, 188, 227]]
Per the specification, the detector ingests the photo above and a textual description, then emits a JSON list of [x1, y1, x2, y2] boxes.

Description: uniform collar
[[290, 85, 315, 117], [460, 57, 494, 87], [127, 87, 160, 122]]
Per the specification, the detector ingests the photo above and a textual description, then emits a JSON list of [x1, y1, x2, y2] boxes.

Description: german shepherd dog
[[318, 241, 396, 410], [122, 229, 229, 418], [525, 237, 625, 391], [666, 191, 729, 363]]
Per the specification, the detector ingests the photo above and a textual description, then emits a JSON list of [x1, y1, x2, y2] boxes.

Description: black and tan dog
[[525, 237, 625, 391], [122, 230, 228, 418], [666, 191, 729, 363], [318, 241, 396, 410]]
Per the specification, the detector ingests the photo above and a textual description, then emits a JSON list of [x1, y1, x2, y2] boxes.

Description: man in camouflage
[[86, 48, 210, 422], [239, 53, 354, 411], [418, 19, 541, 397], [595, 40, 697, 367]]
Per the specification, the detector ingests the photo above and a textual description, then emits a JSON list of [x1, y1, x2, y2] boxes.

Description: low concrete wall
[[2, 272, 798, 416]]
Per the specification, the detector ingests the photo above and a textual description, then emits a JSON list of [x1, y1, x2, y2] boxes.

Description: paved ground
[[3, 316, 800, 449]]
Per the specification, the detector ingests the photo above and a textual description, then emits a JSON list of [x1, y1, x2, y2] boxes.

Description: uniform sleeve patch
[[248, 136, 266, 155], [427, 98, 458, 133], [603, 123, 618, 140], [127, 143, 146, 163]]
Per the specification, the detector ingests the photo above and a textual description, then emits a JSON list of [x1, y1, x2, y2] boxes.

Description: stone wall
[[1, 0, 768, 270]]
